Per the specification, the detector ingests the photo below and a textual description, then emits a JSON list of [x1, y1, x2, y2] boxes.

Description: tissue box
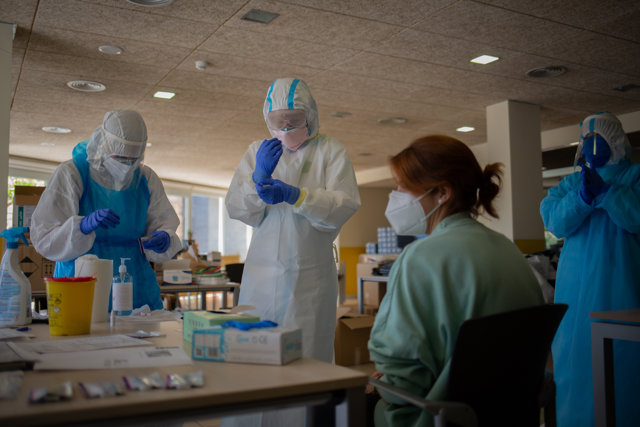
[[183, 311, 260, 343], [163, 269, 192, 285], [192, 326, 302, 365]]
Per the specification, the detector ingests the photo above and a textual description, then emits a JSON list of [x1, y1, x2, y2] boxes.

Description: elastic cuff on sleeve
[[293, 189, 307, 208]]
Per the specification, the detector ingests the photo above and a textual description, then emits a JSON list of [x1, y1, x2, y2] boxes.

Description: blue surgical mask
[[385, 189, 441, 236], [582, 134, 611, 168]]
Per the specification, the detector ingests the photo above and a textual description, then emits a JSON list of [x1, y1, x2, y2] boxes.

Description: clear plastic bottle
[[0, 227, 32, 327], [112, 258, 132, 316]]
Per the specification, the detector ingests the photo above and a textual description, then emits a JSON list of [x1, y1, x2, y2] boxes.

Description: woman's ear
[[439, 184, 453, 204]]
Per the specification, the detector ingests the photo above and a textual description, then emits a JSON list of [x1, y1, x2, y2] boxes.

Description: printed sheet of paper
[[33, 346, 193, 370], [10, 334, 152, 354]]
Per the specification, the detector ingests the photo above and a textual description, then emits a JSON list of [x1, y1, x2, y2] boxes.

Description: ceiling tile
[[87, 0, 247, 25], [479, 0, 640, 37], [530, 31, 640, 77], [34, 0, 218, 48], [198, 26, 359, 69], [22, 50, 169, 84], [413, 0, 582, 52], [225, 0, 403, 50], [176, 50, 322, 85], [28, 25, 192, 67], [281, 0, 456, 25]]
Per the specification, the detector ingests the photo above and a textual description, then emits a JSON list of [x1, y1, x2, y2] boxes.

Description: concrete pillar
[[0, 23, 13, 231], [485, 100, 546, 253]]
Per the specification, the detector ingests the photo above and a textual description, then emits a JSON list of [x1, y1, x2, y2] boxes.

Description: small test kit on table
[[192, 321, 302, 365]]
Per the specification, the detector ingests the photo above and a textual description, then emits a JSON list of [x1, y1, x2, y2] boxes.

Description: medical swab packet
[[123, 372, 164, 391], [166, 371, 204, 390], [79, 381, 124, 399], [29, 381, 73, 403]]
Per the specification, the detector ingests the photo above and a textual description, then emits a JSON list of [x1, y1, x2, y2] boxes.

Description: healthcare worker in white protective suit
[[224, 78, 361, 426], [30, 110, 183, 310]]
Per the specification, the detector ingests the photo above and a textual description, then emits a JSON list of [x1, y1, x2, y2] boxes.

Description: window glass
[[167, 194, 185, 244], [223, 203, 250, 261], [191, 194, 219, 255]]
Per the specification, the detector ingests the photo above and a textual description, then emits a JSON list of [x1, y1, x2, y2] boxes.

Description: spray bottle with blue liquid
[[0, 227, 32, 327]]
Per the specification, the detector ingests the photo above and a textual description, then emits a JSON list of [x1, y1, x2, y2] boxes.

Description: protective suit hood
[[86, 109, 148, 189], [263, 78, 319, 142], [575, 111, 631, 166]]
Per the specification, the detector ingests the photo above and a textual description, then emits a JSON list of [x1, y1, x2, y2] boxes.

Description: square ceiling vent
[[241, 9, 279, 24]]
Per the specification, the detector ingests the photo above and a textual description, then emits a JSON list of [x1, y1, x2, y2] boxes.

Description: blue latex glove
[[256, 179, 300, 205], [253, 138, 283, 184], [580, 165, 609, 204], [142, 231, 171, 253], [80, 209, 120, 234], [221, 320, 278, 331]]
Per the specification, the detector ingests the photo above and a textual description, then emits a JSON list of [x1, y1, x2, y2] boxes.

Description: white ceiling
[[3, 0, 640, 189]]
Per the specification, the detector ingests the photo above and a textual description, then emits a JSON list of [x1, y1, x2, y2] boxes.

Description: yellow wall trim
[[340, 246, 365, 296], [514, 239, 546, 254]]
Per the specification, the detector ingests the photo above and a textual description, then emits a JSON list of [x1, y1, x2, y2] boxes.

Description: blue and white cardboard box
[[192, 326, 302, 365]]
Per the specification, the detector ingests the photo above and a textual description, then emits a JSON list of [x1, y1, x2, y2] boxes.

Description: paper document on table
[[0, 329, 34, 340], [10, 335, 152, 354], [33, 346, 192, 370]]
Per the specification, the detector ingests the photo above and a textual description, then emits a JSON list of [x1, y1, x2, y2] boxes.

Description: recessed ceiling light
[[127, 0, 174, 6], [153, 90, 175, 99], [378, 117, 407, 125], [42, 126, 71, 134], [40, 142, 55, 147], [470, 55, 499, 65], [526, 66, 567, 78], [67, 80, 106, 92], [241, 9, 279, 24], [146, 142, 152, 148], [331, 112, 352, 118], [456, 126, 475, 133], [98, 45, 123, 55], [195, 60, 208, 70], [569, 141, 580, 146]]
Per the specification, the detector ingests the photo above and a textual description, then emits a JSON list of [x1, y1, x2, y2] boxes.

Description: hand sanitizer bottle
[[112, 258, 132, 316]]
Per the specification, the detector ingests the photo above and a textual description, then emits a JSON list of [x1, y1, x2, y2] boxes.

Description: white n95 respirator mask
[[104, 157, 137, 183], [385, 190, 440, 236]]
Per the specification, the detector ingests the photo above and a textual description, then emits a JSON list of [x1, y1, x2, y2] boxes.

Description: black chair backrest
[[225, 263, 244, 283], [447, 303, 568, 427]]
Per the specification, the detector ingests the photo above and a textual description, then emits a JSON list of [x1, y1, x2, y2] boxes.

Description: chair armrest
[[368, 377, 478, 427]]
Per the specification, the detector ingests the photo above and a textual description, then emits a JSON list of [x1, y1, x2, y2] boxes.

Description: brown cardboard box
[[340, 300, 379, 316], [12, 186, 45, 228], [356, 262, 376, 278], [18, 241, 55, 292], [334, 313, 375, 366], [363, 281, 387, 307]]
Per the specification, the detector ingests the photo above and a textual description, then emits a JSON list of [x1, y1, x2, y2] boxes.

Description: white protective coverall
[[224, 78, 361, 426], [30, 110, 182, 310]]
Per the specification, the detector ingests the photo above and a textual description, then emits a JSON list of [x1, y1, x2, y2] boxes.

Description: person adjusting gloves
[[30, 109, 182, 311], [540, 112, 640, 427], [224, 77, 360, 426]]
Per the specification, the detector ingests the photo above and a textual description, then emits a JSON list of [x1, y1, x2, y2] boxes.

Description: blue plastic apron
[[53, 140, 162, 310]]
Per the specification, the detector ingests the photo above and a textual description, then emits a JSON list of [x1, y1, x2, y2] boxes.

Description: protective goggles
[[267, 109, 307, 132], [110, 155, 138, 166]]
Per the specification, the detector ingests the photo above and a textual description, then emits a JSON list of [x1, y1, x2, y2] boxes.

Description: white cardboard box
[[163, 269, 192, 285], [192, 326, 302, 365]]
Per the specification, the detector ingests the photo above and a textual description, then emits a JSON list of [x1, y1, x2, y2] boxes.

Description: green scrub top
[[368, 212, 544, 427]]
